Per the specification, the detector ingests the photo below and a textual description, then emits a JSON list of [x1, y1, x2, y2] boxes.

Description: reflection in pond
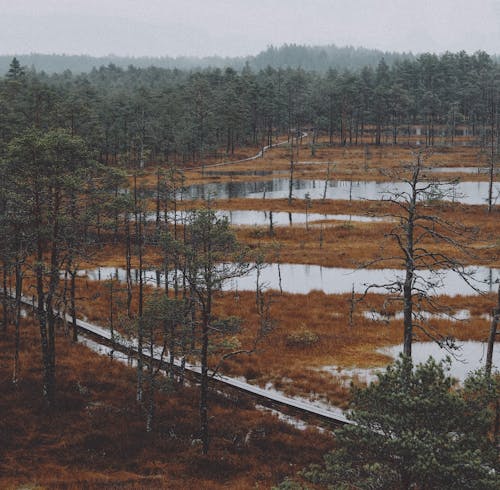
[[220, 210, 388, 225], [363, 309, 473, 322], [200, 169, 288, 177], [84, 264, 499, 296], [144, 209, 389, 225], [321, 365, 379, 386], [426, 166, 499, 175], [379, 341, 500, 381], [180, 178, 500, 205]]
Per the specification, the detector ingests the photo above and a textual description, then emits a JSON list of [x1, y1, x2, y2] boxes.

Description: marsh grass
[[136, 138, 491, 188], [0, 317, 332, 489], [59, 277, 497, 406]]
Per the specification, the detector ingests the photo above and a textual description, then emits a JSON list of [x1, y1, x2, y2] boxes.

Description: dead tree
[[360, 149, 478, 357], [487, 79, 499, 214], [288, 134, 295, 205], [485, 283, 500, 377]]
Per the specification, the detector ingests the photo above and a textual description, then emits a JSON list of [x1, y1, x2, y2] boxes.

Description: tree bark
[[485, 284, 500, 377], [200, 297, 210, 455], [2, 261, 9, 332], [12, 260, 22, 385]]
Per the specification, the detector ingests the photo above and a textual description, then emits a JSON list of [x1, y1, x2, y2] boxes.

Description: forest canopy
[[1, 49, 498, 168]]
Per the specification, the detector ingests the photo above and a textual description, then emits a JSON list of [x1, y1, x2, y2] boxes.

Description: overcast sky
[[0, 0, 499, 57]]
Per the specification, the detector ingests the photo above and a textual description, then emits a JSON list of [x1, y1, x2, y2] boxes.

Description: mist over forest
[[1, 44, 421, 75]]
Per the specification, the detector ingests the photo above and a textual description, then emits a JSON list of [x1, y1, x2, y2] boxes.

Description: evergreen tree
[[301, 357, 499, 490]]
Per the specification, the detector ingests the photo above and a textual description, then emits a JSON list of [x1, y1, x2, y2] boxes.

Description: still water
[[180, 178, 499, 205], [379, 341, 500, 381], [84, 264, 499, 296], [427, 166, 499, 175], [144, 209, 388, 225]]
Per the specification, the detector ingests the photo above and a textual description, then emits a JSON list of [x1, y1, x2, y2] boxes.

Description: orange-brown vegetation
[[86, 199, 500, 269], [14, 139, 497, 412], [128, 141, 500, 272], [137, 138, 494, 188], [58, 275, 498, 405], [5, 137, 498, 487], [0, 318, 332, 489], [233, 217, 499, 268]]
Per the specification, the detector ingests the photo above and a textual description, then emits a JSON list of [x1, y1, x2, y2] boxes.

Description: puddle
[[321, 365, 379, 385], [426, 167, 499, 175], [379, 341, 500, 381], [363, 309, 472, 322], [255, 404, 326, 432]]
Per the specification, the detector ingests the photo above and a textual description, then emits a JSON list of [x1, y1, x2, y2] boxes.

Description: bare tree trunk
[[2, 261, 9, 332], [179, 256, 192, 386], [12, 260, 22, 385], [485, 284, 500, 376], [200, 299, 210, 454], [36, 258, 52, 402], [146, 322, 155, 433], [348, 284, 356, 328], [125, 215, 132, 318], [113, 186, 119, 243], [168, 316, 176, 381], [70, 269, 78, 343], [155, 166, 161, 233], [323, 162, 331, 201], [108, 279, 115, 359], [45, 199, 61, 406], [288, 135, 294, 205], [403, 270, 414, 358], [34, 185, 52, 403], [136, 212, 144, 403], [488, 110, 497, 213], [403, 160, 418, 358]]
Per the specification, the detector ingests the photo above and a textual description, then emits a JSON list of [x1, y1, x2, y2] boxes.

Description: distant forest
[[2, 44, 499, 76], [0, 44, 417, 75], [1, 50, 498, 166]]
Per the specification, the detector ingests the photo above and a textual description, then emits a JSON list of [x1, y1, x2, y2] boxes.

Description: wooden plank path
[[74, 316, 351, 426], [191, 132, 307, 169], [9, 290, 350, 427]]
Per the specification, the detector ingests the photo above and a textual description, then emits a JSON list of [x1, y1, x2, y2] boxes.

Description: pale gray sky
[[0, 0, 499, 57]]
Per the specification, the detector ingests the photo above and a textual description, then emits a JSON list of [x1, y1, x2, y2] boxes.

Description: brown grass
[[5, 137, 498, 488], [60, 274, 498, 406], [80, 196, 500, 270], [234, 218, 499, 268], [136, 137, 493, 188], [0, 317, 332, 489]]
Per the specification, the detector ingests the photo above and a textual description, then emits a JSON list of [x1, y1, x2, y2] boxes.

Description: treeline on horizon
[[1, 49, 498, 167], [0, 44, 417, 75], [1, 44, 499, 76]]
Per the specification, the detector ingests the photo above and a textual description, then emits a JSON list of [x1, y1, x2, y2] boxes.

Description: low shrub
[[285, 329, 319, 348]]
